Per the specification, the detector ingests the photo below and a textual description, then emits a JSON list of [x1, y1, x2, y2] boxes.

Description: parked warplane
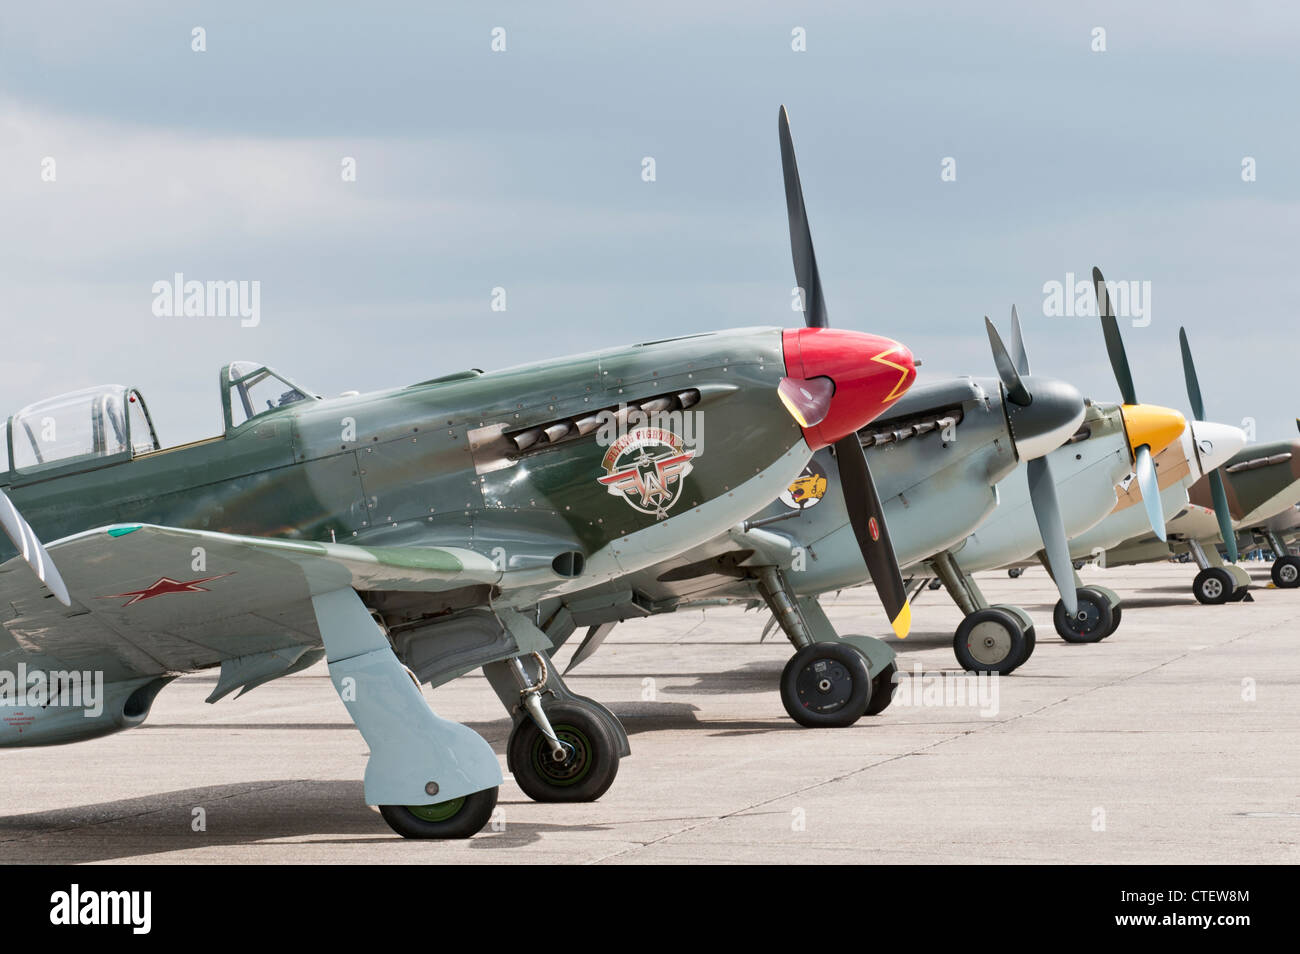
[[524, 115, 1195, 737], [0, 306, 917, 836], [1077, 328, 1300, 604], [1006, 321, 1247, 633]]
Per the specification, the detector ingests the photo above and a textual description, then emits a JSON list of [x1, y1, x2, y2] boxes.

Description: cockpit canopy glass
[[8, 385, 160, 472], [223, 361, 315, 429]]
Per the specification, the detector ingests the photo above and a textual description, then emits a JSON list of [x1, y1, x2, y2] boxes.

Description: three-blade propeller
[[778, 105, 911, 639], [985, 309, 1079, 616], [1178, 327, 1239, 562], [1093, 267, 1167, 542]]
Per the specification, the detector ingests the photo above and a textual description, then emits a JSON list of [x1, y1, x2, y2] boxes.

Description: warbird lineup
[[1, 107, 1295, 840]]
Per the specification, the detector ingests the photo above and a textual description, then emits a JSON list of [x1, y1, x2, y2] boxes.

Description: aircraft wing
[[0, 523, 502, 683]]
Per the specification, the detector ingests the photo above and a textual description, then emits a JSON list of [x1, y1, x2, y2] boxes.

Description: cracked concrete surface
[[1, 563, 1296, 864]]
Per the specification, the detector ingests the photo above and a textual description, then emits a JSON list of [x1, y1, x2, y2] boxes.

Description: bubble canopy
[[7, 385, 159, 472], [4, 362, 317, 475]]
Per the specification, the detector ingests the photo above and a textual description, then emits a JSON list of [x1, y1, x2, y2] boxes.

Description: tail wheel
[[507, 701, 620, 803], [379, 787, 498, 839], [864, 661, 899, 716], [780, 641, 872, 727]]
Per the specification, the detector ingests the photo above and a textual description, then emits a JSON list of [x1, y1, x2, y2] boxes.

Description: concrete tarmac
[[1, 562, 1296, 864]]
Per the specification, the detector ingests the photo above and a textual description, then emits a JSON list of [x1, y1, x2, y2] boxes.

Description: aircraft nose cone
[[1191, 420, 1248, 475], [1006, 375, 1086, 461], [1120, 403, 1187, 459], [781, 328, 916, 450]]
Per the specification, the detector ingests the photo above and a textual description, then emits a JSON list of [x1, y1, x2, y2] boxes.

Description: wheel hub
[[1280, 564, 1298, 584], [967, 620, 1012, 665], [531, 724, 592, 785], [1202, 577, 1223, 599], [795, 657, 853, 714]]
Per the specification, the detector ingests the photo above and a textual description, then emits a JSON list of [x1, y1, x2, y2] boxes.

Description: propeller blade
[[0, 488, 70, 606], [1207, 471, 1239, 563], [834, 435, 911, 638], [985, 317, 1032, 406], [1026, 456, 1078, 616], [563, 621, 616, 675], [1133, 444, 1167, 542], [1093, 266, 1138, 406], [1178, 327, 1206, 422], [778, 105, 828, 329], [1009, 305, 1030, 375]]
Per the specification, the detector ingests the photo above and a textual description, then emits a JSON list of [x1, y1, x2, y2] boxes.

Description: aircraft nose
[[1006, 376, 1086, 461], [1120, 403, 1187, 459], [1190, 421, 1248, 475], [780, 327, 916, 450]]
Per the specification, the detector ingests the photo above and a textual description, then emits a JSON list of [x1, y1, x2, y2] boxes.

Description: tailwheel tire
[[953, 608, 1028, 675], [1054, 587, 1114, 643], [1007, 567, 1023, 578], [507, 701, 619, 803], [1192, 567, 1234, 605], [379, 787, 498, 839], [1271, 555, 1300, 588], [864, 661, 899, 716], [780, 642, 872, 727]]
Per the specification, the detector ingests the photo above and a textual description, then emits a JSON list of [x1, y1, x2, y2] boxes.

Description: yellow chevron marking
[[871, 348, 912, 402]]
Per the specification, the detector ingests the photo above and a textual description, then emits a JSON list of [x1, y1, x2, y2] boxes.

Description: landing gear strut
[[931, 551, 1035, 674], [498, 653, 620, 803], [1264, 532, 1300, 588], [756, 568, 897, 727], [1053, 586, 1118, 642], [1188, 539, 1250, 604]]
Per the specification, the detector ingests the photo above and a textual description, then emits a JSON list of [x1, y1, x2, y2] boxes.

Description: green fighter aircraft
[[0, 311, 918, 838]]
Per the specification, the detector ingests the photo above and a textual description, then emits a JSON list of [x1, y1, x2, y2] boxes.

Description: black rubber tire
[[780, 642, 873, 727], [1021, 625, 1037, 663], [379, 787, 498, 839], [1271, 555, 1300, 588], [864, 662, 899, 716], [1227, 585, 1250, 602], [1105, 605, 1123, 638], [953, 608, 1028, 675], [1192, 567, 1234, 605], [507, 702, 620, 803], [1007, 567, 1023, 578], [1054, 587, 1114, 643]]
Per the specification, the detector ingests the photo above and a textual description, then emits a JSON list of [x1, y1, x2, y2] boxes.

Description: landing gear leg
[[931, 551, 1032, 674], [1189, 539, 1250, 604], [756, 567, 894, 726], [484, 653, 622, 803], [1265, 531, 1300, 589], [313, 589, 502, 839]]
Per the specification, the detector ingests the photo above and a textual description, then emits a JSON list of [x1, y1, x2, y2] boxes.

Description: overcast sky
[[2, 2, 1297, 451]]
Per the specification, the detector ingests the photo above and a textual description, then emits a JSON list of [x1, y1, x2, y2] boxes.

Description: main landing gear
[[930, 551, 1035, 674], [1053, 586, 1121, 643], [757, 568, 898, 728], [488, 653, 621, 803], [1187, 539, 1252, 605], [1263, 531, 1300, 589]]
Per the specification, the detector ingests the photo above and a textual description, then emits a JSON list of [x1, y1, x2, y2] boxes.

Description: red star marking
[[100, 573, 234, 607]]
